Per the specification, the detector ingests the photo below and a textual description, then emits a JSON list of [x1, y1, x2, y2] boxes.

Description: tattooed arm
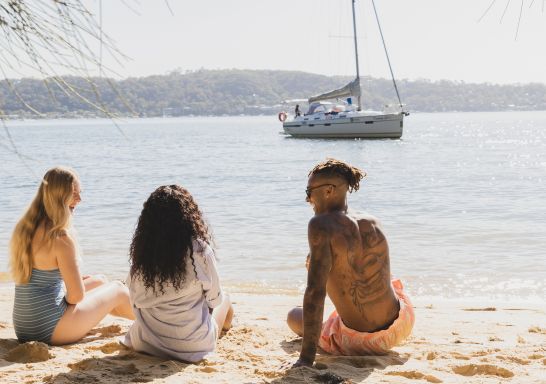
[[294, 217, 332, 367]]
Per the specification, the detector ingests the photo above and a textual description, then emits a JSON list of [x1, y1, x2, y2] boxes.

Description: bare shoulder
[[308, 214, 336, 233], [308, 215, 334, 246], [352, 212, 383, 229], [351, 213, 387, 249], [52, 232, 76, 258]]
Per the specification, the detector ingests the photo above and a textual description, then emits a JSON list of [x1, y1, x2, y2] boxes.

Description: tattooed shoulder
[[360, 221, 386, 249]]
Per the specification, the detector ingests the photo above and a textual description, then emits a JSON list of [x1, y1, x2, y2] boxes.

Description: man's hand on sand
[[281, 357, 313, 370], [292, 357, 313, 368]]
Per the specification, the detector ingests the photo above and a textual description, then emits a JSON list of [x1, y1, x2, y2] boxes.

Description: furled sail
[[308, 77, 361, 104]]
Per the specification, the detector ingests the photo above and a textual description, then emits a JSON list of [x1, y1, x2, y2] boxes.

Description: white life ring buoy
[[278, 111, 287, 122]]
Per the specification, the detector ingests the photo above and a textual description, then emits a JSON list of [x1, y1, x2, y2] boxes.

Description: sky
[[7, 0, 546, 84]]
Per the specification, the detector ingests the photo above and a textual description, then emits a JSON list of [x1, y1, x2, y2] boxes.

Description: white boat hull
[[283, 112, 403, 138]]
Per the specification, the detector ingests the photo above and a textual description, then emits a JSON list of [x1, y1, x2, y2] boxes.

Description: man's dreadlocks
[[308, 158, 366, 193]]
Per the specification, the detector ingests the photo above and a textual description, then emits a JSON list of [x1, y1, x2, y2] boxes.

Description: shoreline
[[2, 109, 546, 123], [0, 278, 544, 306], [1, 279, 544, 307], [0, 288, 545, 383]]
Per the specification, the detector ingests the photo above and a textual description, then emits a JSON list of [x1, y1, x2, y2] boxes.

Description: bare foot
[[222, 305, 234, 332]]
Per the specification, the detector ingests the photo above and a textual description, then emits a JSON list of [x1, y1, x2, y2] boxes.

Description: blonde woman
[[10, 167, 134, 345]]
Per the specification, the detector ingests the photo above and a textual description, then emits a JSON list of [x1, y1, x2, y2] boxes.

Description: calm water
[[1, 112, 545, 301]]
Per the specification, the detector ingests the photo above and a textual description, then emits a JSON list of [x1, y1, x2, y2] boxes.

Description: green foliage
[[1, 69, 545, 118]]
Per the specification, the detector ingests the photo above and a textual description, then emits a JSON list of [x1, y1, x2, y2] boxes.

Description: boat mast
[[351, 0, 362, 111]]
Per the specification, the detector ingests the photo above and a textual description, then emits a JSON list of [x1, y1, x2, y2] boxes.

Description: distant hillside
[[1, 69, 545, 118]]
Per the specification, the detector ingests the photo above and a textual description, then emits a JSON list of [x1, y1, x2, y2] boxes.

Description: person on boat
[[123, 185, 233, 362], [10, 166, 135, 345], [295, 104, 301, 117], [287, 158, 414, 367]]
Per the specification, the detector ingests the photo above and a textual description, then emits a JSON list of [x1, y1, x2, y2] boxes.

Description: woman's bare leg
[[81, 277, 130, 318], [287, 307, 303, 336], [82, 274, 108, 291], [50, 281, 134, 345], [212, 294, 233, 335]]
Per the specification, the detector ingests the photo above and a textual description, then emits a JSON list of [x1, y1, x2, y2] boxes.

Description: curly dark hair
[[309, 158, 367, 193], [129, 185, 212, 295]]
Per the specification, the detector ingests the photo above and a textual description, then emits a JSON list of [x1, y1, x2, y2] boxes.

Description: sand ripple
[[528, 326, 546, 334], [452, 364, 514, 378], [386, 370, 442, 383]]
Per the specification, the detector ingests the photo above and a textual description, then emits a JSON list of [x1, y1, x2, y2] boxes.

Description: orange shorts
[[318, 278, 415, 355]]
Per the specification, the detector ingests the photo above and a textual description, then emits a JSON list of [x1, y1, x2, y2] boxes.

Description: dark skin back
[[297, 175, 399, 366]]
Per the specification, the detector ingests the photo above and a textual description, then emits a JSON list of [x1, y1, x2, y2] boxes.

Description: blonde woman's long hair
[[10, 167, 79, 284]]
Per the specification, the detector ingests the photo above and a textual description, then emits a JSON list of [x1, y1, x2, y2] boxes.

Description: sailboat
[[279, 0, 408, 139]]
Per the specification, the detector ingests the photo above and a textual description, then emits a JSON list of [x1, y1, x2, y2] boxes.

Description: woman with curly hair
[[124, 185, 233, 362], [11, 166, 135, 345]]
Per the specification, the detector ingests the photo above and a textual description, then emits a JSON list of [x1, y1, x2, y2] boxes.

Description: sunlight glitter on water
[[1, 112, 545, 301]]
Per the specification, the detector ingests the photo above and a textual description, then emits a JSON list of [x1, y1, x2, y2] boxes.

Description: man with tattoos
[[287, 158, 414, 367]]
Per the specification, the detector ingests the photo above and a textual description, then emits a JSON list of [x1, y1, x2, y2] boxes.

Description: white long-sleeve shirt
[[124, 239, 223, 362]]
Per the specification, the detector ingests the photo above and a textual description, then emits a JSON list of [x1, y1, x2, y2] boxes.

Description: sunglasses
[[305, 183, 336, 198]]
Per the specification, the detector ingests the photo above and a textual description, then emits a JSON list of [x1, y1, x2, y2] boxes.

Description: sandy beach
[[0, 286, 544, 384]]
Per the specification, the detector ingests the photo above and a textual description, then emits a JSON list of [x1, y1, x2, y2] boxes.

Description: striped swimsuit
[[13, 269, 68, 343]]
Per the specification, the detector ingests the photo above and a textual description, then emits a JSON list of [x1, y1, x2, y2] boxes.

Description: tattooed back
[[324, 211, 400, 333]]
